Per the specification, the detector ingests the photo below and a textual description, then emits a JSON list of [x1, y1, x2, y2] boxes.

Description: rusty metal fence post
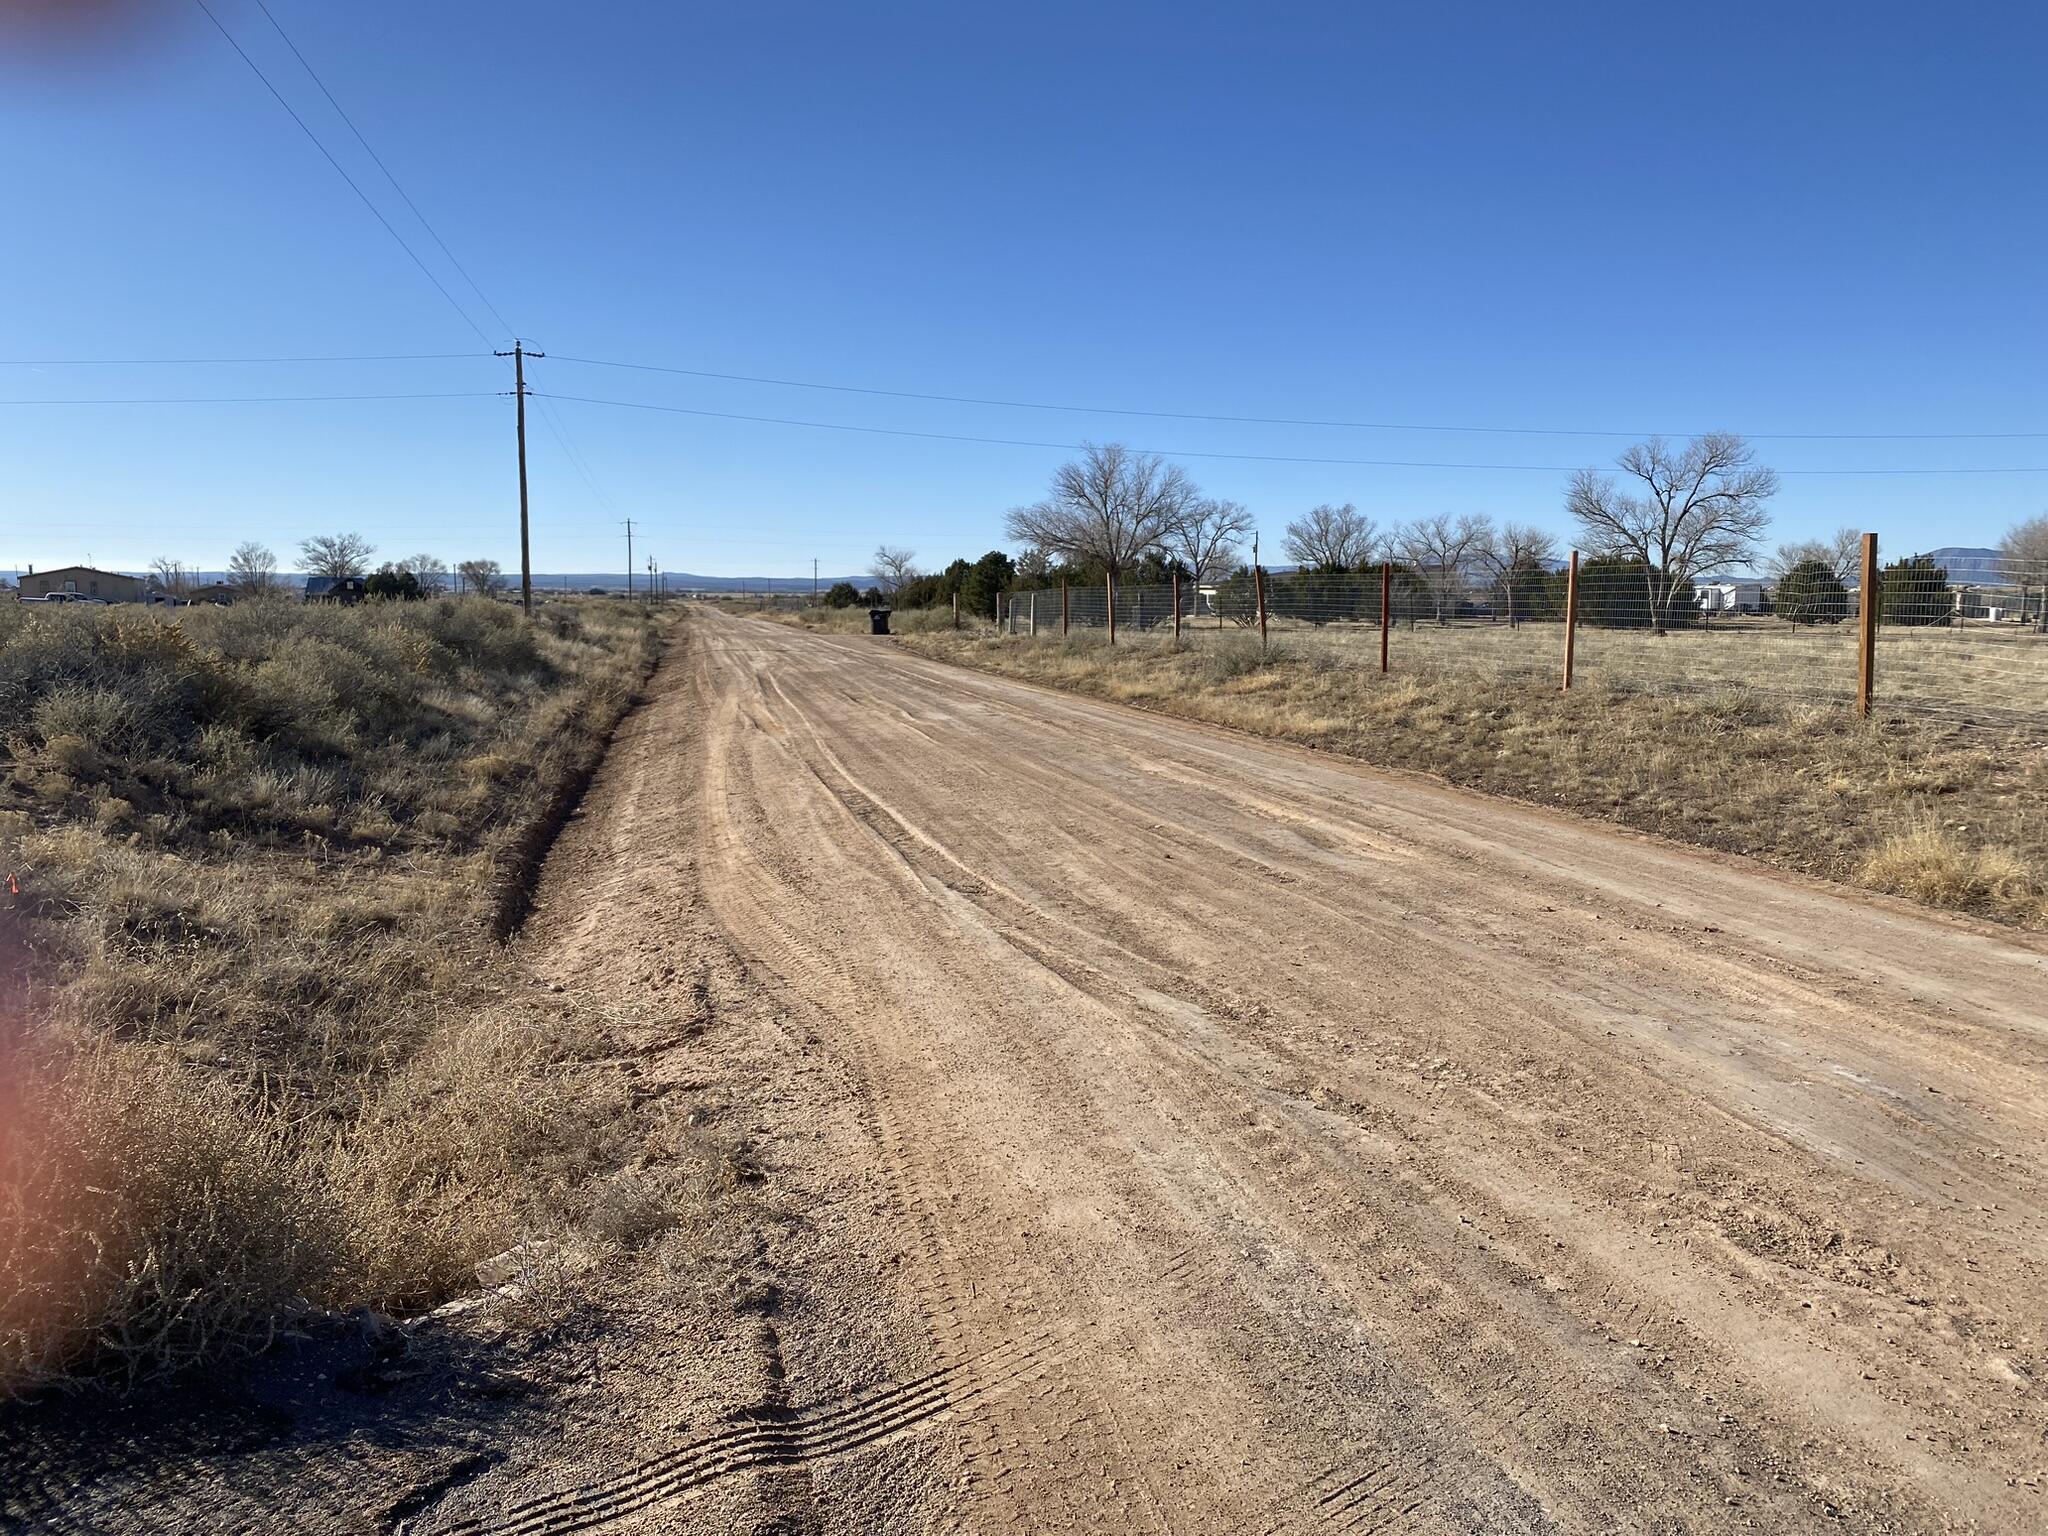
[[1107, 570, 1117, 646], [1029, 590, 1038, 637], [1172, 569, 1182, 641], [1255, 564, 1268, 649], [1561, 550, 1581, 691], [1857, 531, 1878, 718], [1061, 578, 1069, 637], [1379, 560, 1391, 674]]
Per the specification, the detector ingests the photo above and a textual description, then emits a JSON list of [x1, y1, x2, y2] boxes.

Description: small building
[[1697, 581, 1768, 615], [304, 575, 368, 604], [19, 565, 147, 603], [188, 582, 239, 605]]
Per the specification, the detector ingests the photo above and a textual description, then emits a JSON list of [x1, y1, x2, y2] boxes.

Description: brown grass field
[[0, 595, 667, 1397]]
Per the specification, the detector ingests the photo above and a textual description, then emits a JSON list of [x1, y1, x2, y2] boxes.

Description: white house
[[1697, 581, 1767, 615]]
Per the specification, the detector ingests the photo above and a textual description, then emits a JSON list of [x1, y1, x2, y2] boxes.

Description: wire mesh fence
[[996, 550, 2048, 732]]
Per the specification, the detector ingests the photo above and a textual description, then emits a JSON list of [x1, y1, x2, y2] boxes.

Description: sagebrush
[[0, 596, 661, 1397]]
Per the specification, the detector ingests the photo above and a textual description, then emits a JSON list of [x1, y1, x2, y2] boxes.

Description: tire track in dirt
[[694, 647, 1178, 1533], [675, 612, 2048, 1532], [721, 627, 1887, 1529], [692, 622, 1566, 1532], [411, 1333, 1070, 1536]]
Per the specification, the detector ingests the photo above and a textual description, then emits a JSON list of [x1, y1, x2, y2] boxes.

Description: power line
[[0, 353, 488, 366], [532, 387, 618, 514], [188, 0, 494, 346], [545, 353, 2048, 444], [226, 8, 650, 579], [208, 7, 638, 591], [0, 391, 497, 405], [248, 0, 516, 342], [534, 392, 2048, 476]]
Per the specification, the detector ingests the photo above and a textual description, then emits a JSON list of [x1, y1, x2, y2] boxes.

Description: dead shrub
[[0, 597, 662, 1396], [0, 1044, 345, 1396], [1860, 824, 2039, 919]]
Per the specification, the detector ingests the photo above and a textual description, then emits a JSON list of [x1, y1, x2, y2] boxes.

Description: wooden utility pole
[[495, 341, 543, 615], [1379, 560, 1391, 673], [1857, 531, 1879, 718], [1561, 550, 1581, 690]]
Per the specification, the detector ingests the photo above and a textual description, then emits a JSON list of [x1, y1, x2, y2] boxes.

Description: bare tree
[[1567, 434, 1778, 633], [1395, 513, 1494, 622], [1003, 443, 1196, 578], [227, 541, 276, 594], [148, 557, 192, 598], [406, 554, 451, 596], [299, 532, 376, 581], [2002, 513, 2048, 568], [870, 545, 920, 596], [1164, 497, 1254, 586], [1768, 526, 1861, 583], [456, 558, 503, 596], [1282, 503, 1376, 572], [1478, 521, 1558, 625]]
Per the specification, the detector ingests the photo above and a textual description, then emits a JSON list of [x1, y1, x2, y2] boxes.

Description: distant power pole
[[624, 518, 635, 599], [494, 340, 543, 616]]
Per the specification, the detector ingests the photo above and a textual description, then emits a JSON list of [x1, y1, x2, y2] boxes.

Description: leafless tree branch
[[1002, 443, 1197, 575], [1567, 434, 1777, 631]]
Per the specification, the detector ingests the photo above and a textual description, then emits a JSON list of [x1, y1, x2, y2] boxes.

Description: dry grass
[[896, 627, 2048, 928], [0, 596, 664, 1397], [1859, 824, 2038, 920]]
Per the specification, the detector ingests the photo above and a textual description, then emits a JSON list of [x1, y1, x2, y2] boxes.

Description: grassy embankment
[[772, 608, 2045, 926], [0, 596, 671, 1398]]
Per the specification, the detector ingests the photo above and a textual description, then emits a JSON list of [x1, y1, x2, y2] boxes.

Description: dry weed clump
[[1859, 824, 2040, 921], [0, 596, 660, 1396], [901, 629, 2047, 928], [0, 1043, 344, 1399]]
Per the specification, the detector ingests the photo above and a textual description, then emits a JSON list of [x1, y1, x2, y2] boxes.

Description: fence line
[[993, 539, 2048, 732]]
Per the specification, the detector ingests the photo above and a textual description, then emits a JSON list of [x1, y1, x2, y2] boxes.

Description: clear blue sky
[[5, 0, 2044, 579]]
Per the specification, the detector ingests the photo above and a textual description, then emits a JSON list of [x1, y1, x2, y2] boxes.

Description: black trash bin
[[868, 607, 892, 635]]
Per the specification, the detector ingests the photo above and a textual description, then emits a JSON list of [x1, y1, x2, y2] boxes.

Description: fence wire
[[993, 557, 2048, 733]]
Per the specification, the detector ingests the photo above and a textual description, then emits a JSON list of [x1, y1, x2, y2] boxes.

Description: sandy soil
[[448, 607, 2048, 1534], [16, 607, 2042, 1534]]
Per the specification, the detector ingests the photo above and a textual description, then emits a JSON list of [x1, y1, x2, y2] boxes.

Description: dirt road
[[447, 610, 2048, 1535]]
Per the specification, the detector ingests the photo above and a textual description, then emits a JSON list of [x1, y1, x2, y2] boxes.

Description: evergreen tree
[[1878, 556, 1952, 627], [1774, 557, 1849, 624]]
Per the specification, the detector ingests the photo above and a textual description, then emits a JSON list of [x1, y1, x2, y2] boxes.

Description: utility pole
[[647, 555, 657, 604], [624, 518, 635, 599], [494, 340, 543, 616]]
